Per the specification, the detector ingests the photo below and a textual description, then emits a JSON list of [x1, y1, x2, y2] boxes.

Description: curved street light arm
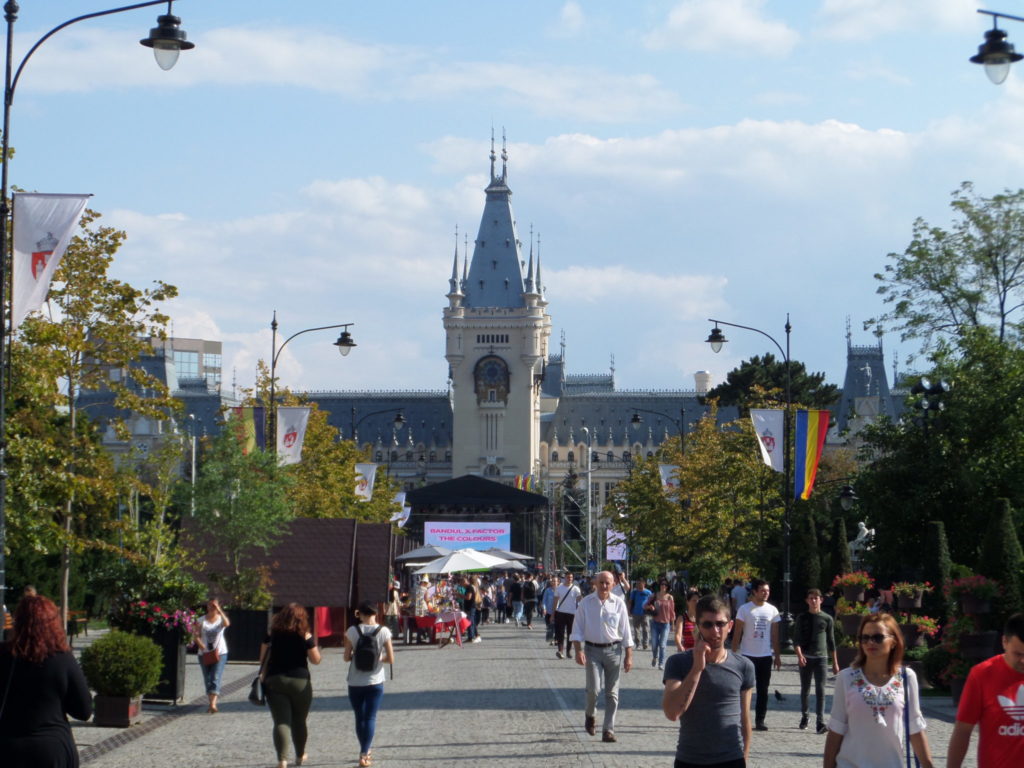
[[8, 0, 175, 103], [979, 9, 1024, 25], [273, 322, 353, 369], [707, 317, 788, 362]]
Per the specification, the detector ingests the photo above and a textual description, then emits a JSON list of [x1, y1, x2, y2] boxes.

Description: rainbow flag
[[514, 474, 536, 492], [793, 409, 830, 500], [229, 406, 266, 455]]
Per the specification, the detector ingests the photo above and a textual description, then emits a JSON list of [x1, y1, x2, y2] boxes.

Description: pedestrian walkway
[[70, 623, 977, 767]]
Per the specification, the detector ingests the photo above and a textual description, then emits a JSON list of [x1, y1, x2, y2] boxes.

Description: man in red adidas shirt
[[948, 613, 1024, 768]]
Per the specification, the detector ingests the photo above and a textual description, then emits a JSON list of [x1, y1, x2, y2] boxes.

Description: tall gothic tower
[[444, 138, 552, 478]]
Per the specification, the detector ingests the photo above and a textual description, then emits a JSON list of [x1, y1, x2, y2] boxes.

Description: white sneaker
[[658, 663, 664, 670], [471, 637, 482, 643]]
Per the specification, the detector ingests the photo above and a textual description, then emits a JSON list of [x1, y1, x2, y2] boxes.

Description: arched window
[[405, 450, 413, 461], [622, 450, 631, 463], [551, 450, 559, 462], [646, 451, 654, 459], [390, 450, 399, 462], [567, 450, 575, 463], [607, 451, 614, 462], [375, 451, 383, 462]]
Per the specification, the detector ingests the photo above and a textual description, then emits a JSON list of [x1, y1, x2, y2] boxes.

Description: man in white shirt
[[571, 571, 634, 743], [732, 578, 781, 731], [553, 572, 581, 660]]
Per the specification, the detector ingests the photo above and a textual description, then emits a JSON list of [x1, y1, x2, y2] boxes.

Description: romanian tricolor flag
[[229, 406, 266, 455], [793, 409, 830, 500]]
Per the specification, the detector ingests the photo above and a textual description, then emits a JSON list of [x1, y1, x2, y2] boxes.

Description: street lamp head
[[630, 413, 642, 429], [706, 325, 727, 354], [334, 329, 357, 357], [838, 484, 858, 512], [970, 25, 1022, 85], [393, 412, 406, 430], [140, 9, 195, 71]]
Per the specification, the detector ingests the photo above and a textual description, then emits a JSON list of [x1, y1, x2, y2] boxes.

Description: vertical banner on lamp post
[[750, 409, 785, 472], [423, 522, 510, 550], [11, 192, 91, 330], [658, 464, 679, 491], [606, 529, 628, 561], [355, 463, 377, 501], [275, 407, 311, 465]]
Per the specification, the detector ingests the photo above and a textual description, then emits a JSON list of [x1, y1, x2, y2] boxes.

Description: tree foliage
[[7, 209, 179, 619], [870, 182, 1024, 354], [706, 354, 838, 412]]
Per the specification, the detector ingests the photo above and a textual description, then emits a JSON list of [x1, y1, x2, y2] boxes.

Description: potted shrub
[[81, 631, 163, 727], [946, 575, 1001, 616], [114, 600, 197, 702], [833, 571, 874, 603], [891, 581, 932, 610]]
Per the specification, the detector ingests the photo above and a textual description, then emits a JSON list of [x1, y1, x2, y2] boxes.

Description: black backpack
[[353, 625, 383, 672]]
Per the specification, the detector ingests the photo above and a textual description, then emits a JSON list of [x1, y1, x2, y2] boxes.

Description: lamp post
[[971, 10, 1024, 84], [630, 407, 686, 456], [910, 377, 950, 439], [0, 0, 195, 615], [186, 413, 202, 516], [581, 426, 594, 574], [268, 312, 356, 454], [706, 314, 794, 649]]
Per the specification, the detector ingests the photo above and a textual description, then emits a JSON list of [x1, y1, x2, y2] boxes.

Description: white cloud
[[553, 2, 586, 37], [816, 0, 977, 41], [644, 0, 799, 57], [407, 63, 682, 122]]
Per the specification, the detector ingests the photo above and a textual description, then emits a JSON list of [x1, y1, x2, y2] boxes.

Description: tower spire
[[524, 223, 535, 293], [490, 127, 497, 185], [501, 127, 508, 183], [536, 232, 544, 297], [449, 224, 462, 296]]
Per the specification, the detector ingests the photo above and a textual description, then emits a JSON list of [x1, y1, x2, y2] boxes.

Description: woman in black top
[[259, 603, 322, 768], [0, 595, 92, 768]]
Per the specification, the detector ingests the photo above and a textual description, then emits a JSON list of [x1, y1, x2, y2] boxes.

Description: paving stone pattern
[[70, 624, 978, 767]]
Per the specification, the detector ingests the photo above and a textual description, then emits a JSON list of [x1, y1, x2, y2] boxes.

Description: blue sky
[[15, 1, 1023, 396]]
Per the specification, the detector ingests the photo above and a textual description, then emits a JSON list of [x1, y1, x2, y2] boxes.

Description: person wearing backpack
[[344, 601, 395, 768]]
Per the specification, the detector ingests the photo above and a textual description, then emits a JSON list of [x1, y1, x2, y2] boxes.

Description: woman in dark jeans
[[345, 601, 395, 767], [260, 603, 322, 768]]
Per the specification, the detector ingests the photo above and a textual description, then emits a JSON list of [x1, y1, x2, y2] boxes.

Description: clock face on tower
[[473, 355, 510, 404]]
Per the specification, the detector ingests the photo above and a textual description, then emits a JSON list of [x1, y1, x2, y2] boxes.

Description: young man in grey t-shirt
[[662, 595, 755, 768]]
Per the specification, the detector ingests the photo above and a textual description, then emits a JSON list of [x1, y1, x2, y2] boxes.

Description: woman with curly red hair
[[0, 595, 92, 767], [259, 603, 321, 768]]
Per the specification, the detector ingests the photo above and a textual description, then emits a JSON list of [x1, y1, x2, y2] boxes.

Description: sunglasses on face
[[859, 633, 891, 644], [699, 620, 729, 629]]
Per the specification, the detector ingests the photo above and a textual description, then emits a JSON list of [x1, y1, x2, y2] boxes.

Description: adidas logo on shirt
[[997, 684, 1024, 735]]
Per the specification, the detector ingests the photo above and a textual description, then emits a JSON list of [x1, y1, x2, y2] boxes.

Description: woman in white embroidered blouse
[[823, 613, 934, 768]]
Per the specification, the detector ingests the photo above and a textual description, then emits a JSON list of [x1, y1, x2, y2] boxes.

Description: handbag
[[249, 642, 269, 706], [248, 675, 265, 706], [201, 648, 220, 666]]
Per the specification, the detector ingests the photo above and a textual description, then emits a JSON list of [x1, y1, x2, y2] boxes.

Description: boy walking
[[792, 588, 838, 734]]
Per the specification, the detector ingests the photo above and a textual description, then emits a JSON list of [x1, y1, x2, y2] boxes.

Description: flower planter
[[842, 586, 866, 603], [226, 608, 271, 662], [897, 592, 923, 610], [143, 626, 187, 703], [899, 623, 923, 648], [836, 647, 858, 669], [839, 614, 863, 637], [959, 595, 991, 615], [93, 694, 142, 728], [908, 660, 931, 690]]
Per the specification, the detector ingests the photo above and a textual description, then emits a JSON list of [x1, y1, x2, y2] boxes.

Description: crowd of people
[[2, 573, 1024, 767]]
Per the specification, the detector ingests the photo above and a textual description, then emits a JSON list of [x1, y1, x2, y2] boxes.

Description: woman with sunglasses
[[823, 613, 934, 768]]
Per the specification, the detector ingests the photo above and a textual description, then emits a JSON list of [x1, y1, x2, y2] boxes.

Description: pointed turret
[[464, 138, 525, 308], [448, 225, 463, 298], [524, 225, 535, 294]]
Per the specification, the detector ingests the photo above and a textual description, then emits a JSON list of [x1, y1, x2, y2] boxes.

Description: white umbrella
[[482, 547, 534, 561], [413, 548, 511, 575]]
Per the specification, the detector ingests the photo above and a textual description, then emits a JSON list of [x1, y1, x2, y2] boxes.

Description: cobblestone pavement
[[70, 623, 978, 768]]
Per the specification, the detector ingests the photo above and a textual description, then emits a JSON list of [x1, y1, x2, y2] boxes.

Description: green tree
[[978, 498, 1024, 619], [9, 209, 178, 622], [922, 521, 952, 618], [706, 355, 839, 412], [190, 424, 294, 607], [870, 181, 1024, 353]]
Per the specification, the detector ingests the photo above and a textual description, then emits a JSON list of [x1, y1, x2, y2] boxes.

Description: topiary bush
[[922, 645, 952, 690], [81, 631, 163, 697]]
